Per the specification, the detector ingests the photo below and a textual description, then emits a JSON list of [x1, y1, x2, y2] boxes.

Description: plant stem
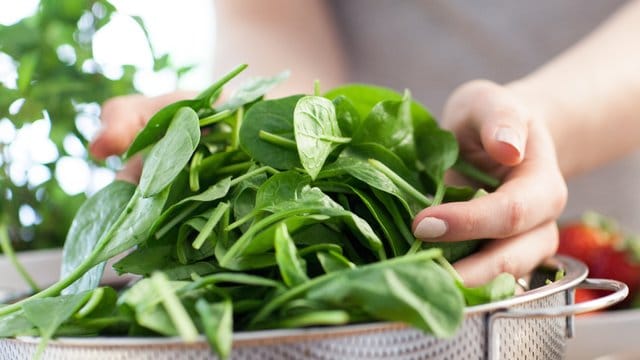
[[368, 158, 432, 207], [151, 272, 199, 342], [0, 222, 40, 292], [192, 202, 229, 250], [199, 109, 232, 127], [229, 165, 277, 187], [453, 160, 500, 188], [258, 130, 297, 150], [0, 252, 98, 316]]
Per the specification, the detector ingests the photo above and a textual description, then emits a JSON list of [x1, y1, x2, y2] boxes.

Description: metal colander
[[0, 255, 627, 360]]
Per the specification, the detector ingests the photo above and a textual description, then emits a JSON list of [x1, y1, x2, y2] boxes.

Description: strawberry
[[557, 223, 609, 268], [557, 211, 640, 307]]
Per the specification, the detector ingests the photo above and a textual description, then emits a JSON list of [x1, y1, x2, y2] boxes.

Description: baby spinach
[[60, 181, 135, 295], [125, 64, 248, 159], [216, 70, 289, 113], [139, 107, 200, 197], [239, 95, 303, 170], [293, 96, 350, 180], [0, 67, 515, 360]]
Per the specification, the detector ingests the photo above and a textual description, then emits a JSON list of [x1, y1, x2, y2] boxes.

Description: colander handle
[[487, 278, 628, 360], [491, 278, 628, 319]]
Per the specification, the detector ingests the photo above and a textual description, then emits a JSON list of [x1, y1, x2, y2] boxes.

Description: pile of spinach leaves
[[0, 64, 514, 359]]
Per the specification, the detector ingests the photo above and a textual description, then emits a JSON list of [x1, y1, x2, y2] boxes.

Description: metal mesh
[[0, 293, 569, 360], [493, 291, 567, 360]]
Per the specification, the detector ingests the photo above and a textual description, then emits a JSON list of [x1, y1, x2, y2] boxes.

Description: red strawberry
[[574, 289, 602, 315], [589, 245, 640, 295], [557, 223, 609, 268], [557, 212, 640, 307]]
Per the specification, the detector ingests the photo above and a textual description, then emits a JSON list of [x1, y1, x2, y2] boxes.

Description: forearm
[[508, 0, 640, 178], [213, 0, 347, 97]]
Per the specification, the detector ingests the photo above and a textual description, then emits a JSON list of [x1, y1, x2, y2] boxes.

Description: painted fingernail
[[494, 127, 523, 156], [414, 217, 448, 239]]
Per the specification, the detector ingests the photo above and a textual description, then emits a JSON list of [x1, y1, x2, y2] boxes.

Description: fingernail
[[414, 217, 448, 239], [494, 127, 523, 156]]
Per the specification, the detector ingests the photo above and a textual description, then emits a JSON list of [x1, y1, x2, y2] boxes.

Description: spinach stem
[[156, 203, 200, 240], [406, 240, 423, 255], [199, 109, 232, 127], [215, 161, 253, 177], [297, 243, 343, 257], [230, 106, 243, 150], [313, 79, 321, 96], [0, 252, 98, 316], [150, 272, 199, 342], [196, 64, 247, 102], [225, 211, 255, 231], [189, 151, 203, 192], [436, 256, 464, 284], [432, 183, 445, 206], [255, 310, 349, 329], [452, 160, 500, 188], [0, 222, 40, 293], [192, 202, 229, 250], [229, 165, 277, 187], [258, 130, 297, 150], [368, 159, 432, 207]]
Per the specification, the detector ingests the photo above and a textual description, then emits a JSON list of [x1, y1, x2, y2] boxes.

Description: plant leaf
[[294, 96, 349, 179], [275, 222, 309, 287], [139, 107, 200, 198], [60, 181, 135, 295], [239, 95, 303, 170], [216, 71, 289, 112], [196, 299, 233, 359]]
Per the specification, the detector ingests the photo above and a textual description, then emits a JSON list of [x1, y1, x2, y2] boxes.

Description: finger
[[114, 155, 143, 184], [90, 91, 197, 160], [90, 95, 151, 160], [413, 120, 567, 242], [453, 221, 559, 287], [443, 80, 529, 167]]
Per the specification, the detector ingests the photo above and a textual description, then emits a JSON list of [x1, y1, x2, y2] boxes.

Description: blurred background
[[0, 0, 215, 251]]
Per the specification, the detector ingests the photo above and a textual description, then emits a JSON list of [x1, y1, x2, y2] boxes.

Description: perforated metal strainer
[[0, 255, 628, 360]]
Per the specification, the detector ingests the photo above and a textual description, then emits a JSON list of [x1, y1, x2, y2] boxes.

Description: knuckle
[[459, 209, 480, 236], [552, 178, 569, 216], [546, 224, 560, 257], [494, 253, 518, 276], [498, 193, 526, 236]]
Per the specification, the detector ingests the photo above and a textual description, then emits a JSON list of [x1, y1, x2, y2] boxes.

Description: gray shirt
[[329, 0, 640, 231]]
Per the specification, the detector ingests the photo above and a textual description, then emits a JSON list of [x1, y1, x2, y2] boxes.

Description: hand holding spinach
[[0, 65, 515, 359]]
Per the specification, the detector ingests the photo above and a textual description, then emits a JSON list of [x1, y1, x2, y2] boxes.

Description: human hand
[[412, 80, 568, 287], [89, 91, 195, 183]]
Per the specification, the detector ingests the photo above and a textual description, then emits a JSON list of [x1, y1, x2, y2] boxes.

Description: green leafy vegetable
[[0, 67, 514, 360]]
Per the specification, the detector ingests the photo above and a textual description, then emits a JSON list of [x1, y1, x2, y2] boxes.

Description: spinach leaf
[[0, 311, 35, 337], [196, 299, 233, 360], [415, 125, 459, 204], [138, 107, 200, 198], [351, 91, 416, 168], [216, 70, 289, 112], [293, 96, 350, 179], [275, 222, 309, 287], [22, 292, 91, 358], [60, 181, 135, 295], [324, 84, 435, 129], [95, 187, 170, 264], [125, 64, 247, 158], [458, 273, 516, 306], [316, 251, 355, 273], [332, 95, 360, 136], [239, 95, 303, 170]]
